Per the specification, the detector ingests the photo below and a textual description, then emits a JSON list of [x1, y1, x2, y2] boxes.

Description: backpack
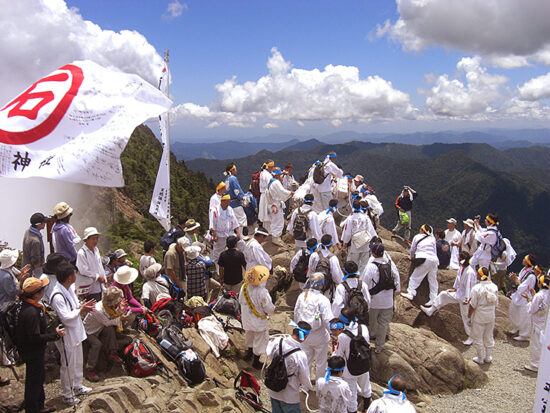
[[159, 226, 180, 251], [316, 253, 335, 295], [158, 325, 193, 359], [123, 339, 162, 377], [251, 171, 262, 200], [313, 162, 326, 185], [138, 310, 161, 337], [210, 290, 241, 318], [191, 306, 213, 324], [264, 338, 301, 392], [487, 228, 505, 261], [293, 210, 311, 241], [159, 274, 185, 301], [293, 249, 310, 283], [176, 349, 206, 385], [369, 262, 396, 296], [0, 300, 22, 363], [151, 297, 174, 314], [343, 280, 369, 325], [343, 325, 371, 376]]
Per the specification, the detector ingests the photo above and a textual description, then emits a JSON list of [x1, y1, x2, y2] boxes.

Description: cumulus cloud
[[377, 0, 550, 67], [163, 0, 187, 20], [0, 0, 164, 104], [263, 123, 279, 129], [172, 47, 416, 127], [518, 72, 550, 101]]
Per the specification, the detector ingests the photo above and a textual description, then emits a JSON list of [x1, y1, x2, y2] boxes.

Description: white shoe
[[472, 357, 484, 365], [420, 305, 436, 316], [509, 329, 519, 335], [524, 364, 538, 372], [63, 396, 81, 406], [513, 336, 529, 342], [463, 337, 473, 346], [74, 385, 92, 395], [401, 292, 414, 301], [484, 356, 493, 363]]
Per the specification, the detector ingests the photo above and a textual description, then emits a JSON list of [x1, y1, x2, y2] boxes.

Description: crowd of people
[[0, 150, 547, 413]]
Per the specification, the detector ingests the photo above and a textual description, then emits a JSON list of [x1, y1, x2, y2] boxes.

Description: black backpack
[[293, 210, 311, 241], [316, 253, 335, 295], [293, 249, 310, 283], [369, 262, 396, 296], [265, 338, 301, 392], [343, 280, 369, 326], [159, 226, 181, 251], [211, 289, 241, 318], [176, 348, 206, 385], [313, 162, 326, 184], [0, 300, 22, 363], [487, 228, 506, 261], [343, 325, 371, 376]]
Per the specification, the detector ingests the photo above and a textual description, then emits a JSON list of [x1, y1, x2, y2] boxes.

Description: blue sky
[[3, 0, 550, 140]]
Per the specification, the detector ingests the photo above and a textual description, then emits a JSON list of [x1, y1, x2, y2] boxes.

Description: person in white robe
[[265, 169, 293, 246], [257, 160, 275, 227], [444, 218, 462, 270]]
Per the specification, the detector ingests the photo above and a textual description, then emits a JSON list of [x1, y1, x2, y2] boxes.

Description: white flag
[[534, 311, 550, 412], [0, 60, 172, 187], [149, 65, 171, 231]]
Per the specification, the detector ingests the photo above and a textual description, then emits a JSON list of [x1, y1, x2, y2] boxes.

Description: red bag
[[138, 311, 160, 337], [250, 171, 261, 200], [150, 297, 173, 313], [123, 339, 162, 377]]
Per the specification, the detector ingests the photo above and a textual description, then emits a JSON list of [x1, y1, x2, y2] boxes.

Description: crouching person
[[367, 375, 416, 413], [239, 265, 275, 369], [83, 286, 129, 382], [266, 321, 312, 413], [469, 267, 499, 365], [17, 277, 65, 413], [316, 355, 353, 413]]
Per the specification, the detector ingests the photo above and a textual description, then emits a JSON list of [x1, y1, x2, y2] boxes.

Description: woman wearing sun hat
[[112, 265, 146, 318], [238, 265, 275, 369], [51, 202, 79, 265], [0, 249, 31, 305]]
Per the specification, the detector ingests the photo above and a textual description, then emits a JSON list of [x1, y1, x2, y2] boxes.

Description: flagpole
[[164, 49, 170, 173]]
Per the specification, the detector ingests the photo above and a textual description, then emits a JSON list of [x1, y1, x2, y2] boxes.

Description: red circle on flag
[[0, 64, 84, 145]]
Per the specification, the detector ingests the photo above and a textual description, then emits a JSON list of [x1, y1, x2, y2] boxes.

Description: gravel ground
[[425, 337, 537, 413]]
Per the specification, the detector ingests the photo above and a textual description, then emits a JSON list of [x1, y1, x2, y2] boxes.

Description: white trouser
[[245, 330, 269, 356], [55, 341, 84, 398], [449, 246, 460, 269], [212, 237, 227, 263], [530, 324, 544, 367], [232, 206, 248, 234], [318, 191, 332, 211], [407, 260, 439, 302], [269, 204, 285, 237], [347, 251, 369, 274], [470, 254, 490, 270], [509, 302, 532, 338], [433, 290, 471, 337], [301, 328, 330, 380], [471, 319, 495, 353], [344, 373, 371, 411]]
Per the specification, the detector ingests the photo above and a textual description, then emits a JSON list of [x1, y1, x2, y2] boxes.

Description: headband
[[534, 265, 542, 275], [353, 207, 362, 213], [304, 198, 314, 204], [342, 271, 358, 282], [216, 182, 226, 191], [383, 375, 407, 401], [344, 174, 352, 178], [326, 205, 337, 214], [310, 278, 325, 288], [539, 274, 548, 288], [272, 169, 282, 176], [325, 365, 345, 382], [486, 216, 496, 226], [330, 321, 345, 330], [524, 255, 532, 267], [221, 194, 230, 201], [477, 267, 489, 280], [340, 312, 354, 326], [421, 224, 432, 235], [321, 239, 333, 248], [289, 320, 310, 341], [328, 153, 336, 158], [255, 228, 269, 236], [265, 161, 274, 168], [308, 242, 318, 253], [314, 161, 322, 166]]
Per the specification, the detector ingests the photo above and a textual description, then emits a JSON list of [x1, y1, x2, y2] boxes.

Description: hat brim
[[56, 207, 73, 220], [184, 223, 200, 232], [83, 232, 101, 240], [463, 220, 473, 226], [0, 251, 19, 269], [244, 266, 270, 286], [114, 267, 139, 285]]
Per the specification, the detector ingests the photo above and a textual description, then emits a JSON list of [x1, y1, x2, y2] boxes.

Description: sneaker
[[472, 357, 484, 365], [484, 356, 493, 363], [84, 368, 99, 382], [73, 385, 92, 395], [62, 396, 80, 406], [524, 364, 538, 372], [513, 336, 529, 342], [400, 292, 414, 301], [420, 305, 435, 316], [108, 351, 122, 363], [462, 337, 473, 346]]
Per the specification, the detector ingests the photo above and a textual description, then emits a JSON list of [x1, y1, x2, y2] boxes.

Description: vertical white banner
[[149, 57, 171, 231], [534, 312, 550, 412]]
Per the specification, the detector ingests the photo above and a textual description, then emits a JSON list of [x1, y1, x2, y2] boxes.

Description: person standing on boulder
[[470, 213, 499, 269], [469, 266, 499, 365], [218, 236, 247, 293], [22, 212, 49, 277], [242, 227, 272, 271], [420, 251, 477, 346], [76, 227, 106, 302], [523, 271, 550, 372], [460, 219, 478, 257], [315, 151, 344, 211], [509, 254, 539, 341], [209, 181, 226, 211], [51, 202, 79, 266], [287, 193, 322, 252], [265, 168, 294, 246], [367, 375, 416, 413], [333, 260, 371, 326], [294, 272, 334, 380], [224, 163, 249, 236], [391, 186, 416, 242], [342, 199, 376, 273], [258, 160, 275, 227], [401, 224, 439, 306], [210, 195, 241, 265], [308, 234, 344, 300], [444, 218, 461, 270], [239, 265, 275, 370], [318, 199, 341, 250]]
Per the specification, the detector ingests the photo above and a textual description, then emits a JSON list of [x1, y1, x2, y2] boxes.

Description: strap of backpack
[[50, 291, 72, 311], [242, 284, 266, 319]]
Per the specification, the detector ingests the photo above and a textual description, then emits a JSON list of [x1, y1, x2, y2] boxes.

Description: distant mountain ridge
[[171, 139, 301, 160]]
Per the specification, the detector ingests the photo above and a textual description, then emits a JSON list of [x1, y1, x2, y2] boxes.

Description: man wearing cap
[[0, 249, 28, 305], [224, 162, 249, 235], [22, 212, 49, 277], [184, 219, 201, 244], [460, 219, 478, 257], [238, 265, 275, 369], [113, 249, 131, 270], [76, 227, 105, 302], [351, 175, 364, 193], [366, 375, 416, 413], [42, 253, 70, 303], [210, 194, 241, 266], [316, 151, 344, 211], [258, 160, 275, 226], [243, 227, 273, 271], [184, 246, 208, 300], [51, 202, 79, 265], [164, 236, 189, 293], [17, 277, 65, 413], [210, 181, 226, 211], [445, 218, 461, 270], [265, 168, 294, 246], [392, 186, 417, 242], [287, 193, 322, 252]]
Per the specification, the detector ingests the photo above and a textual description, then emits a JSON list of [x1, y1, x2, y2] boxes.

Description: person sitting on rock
[[141, 263, 171, 308], [401, 224, 439, 306], [266, 320, 312, 412], [290, 238, 318, 290], [469, 267, 499, 365], [523, 270, 550, 372], [509, 254, 539, 342], [421, 251, 477, 346], [238, 265, 275, 370], [341, 199, 376, 273], [83, 286, 129, 382], [242, 227, 272, 271], [294, 272, 334, 380], [316, 355, 353, 413], [334, 307, 372, 413], [308, 234, 344, 300], [367, 375, 416, 413], [333, 261, 371, 329], [361, 243, 400, 353], [318, 199, 341, 250], [287, 193, 322, 252]]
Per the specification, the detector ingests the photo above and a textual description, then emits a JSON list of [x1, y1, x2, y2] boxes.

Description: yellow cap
[[221, 194, 230, 201], [216, 182, 226, 191], [22, 277, 50, 294]]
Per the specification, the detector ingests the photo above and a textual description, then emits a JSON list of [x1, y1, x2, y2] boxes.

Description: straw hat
[[184, 219, 200, 232], [463, 218, 475, 228], [143, 263, 162, 281], [185, 246, 201, 260], [102, 286, 124, 307], [114, 265, 138, 285], [114, 249, 128, 259], [82, 227, 101, 240], [21, 277, 50, 295], [244, 265, 270, 286], [53, 202, 73, 219], [0, 249, 19, 269], [446, 218, 457, 225]]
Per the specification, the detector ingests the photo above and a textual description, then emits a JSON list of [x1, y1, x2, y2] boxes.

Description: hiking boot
[[420, 305, 436, 316], [62, 396, 80, 406], [513, 335, 529, 342], [84, 368, 99, 383], [73, 385, 92, 395], [252, 354, 263, 370], [108, 351, 122, 363], [243, 348, 253, 361]]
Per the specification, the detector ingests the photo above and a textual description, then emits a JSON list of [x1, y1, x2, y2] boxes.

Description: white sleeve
[[51, 293, 81, 328], [76, 250, 98, 280], [290, 252, 300, 272], [309, 213, 322, 241], [330, 257, 344, 284], [332, 285, 345, 317]]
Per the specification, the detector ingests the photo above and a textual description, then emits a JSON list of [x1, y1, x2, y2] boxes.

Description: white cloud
[[163, 1, 187, 20], [0, 0, 164, 105], [263, 123, 279, 129], [518, 72, 550, 101], [172, 47, 416, 127], [377, 0, 550, 67], [331, 119, 343, 127]]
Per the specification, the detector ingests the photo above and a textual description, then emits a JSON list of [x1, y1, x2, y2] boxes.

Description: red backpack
[[123, 339, 162, 377], [250, 171, 261, 200], [150, 297, 173, 313], [138, 310, 161, 337]]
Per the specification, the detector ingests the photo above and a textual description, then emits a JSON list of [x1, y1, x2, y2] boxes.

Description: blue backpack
[[487, 228, 505, 261]]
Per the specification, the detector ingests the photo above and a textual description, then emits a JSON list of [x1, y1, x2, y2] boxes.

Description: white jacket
[[334, 323, 370, 379], [266, 179, 292, 207], [470, 280, 499, 324], [332, 277, 371, 317], [308, 249, 344, 286], [238, 282, 275, 332], [341, 212, 375, 254], [287, 204, 322, 248], [76, 245, 104, 295], [50, 283, 86, 347], [210, 205, 239, 237], [361, 254, 400, 310], [472, 225, 498, 264], [318, 210, 339, 244], [266, 335, 312, 404], [367, 392, 417, 413], [316, 376, 353, 413], [511, 267, 537, 307], [243, 238, 272, 271], [294, 289, 333, 335], [453, 265, 477, 303], [528, 289, 550, 329], [364, 194, 384, 216], [317, 158, 343, 193], [409, 233, 438, 263]]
